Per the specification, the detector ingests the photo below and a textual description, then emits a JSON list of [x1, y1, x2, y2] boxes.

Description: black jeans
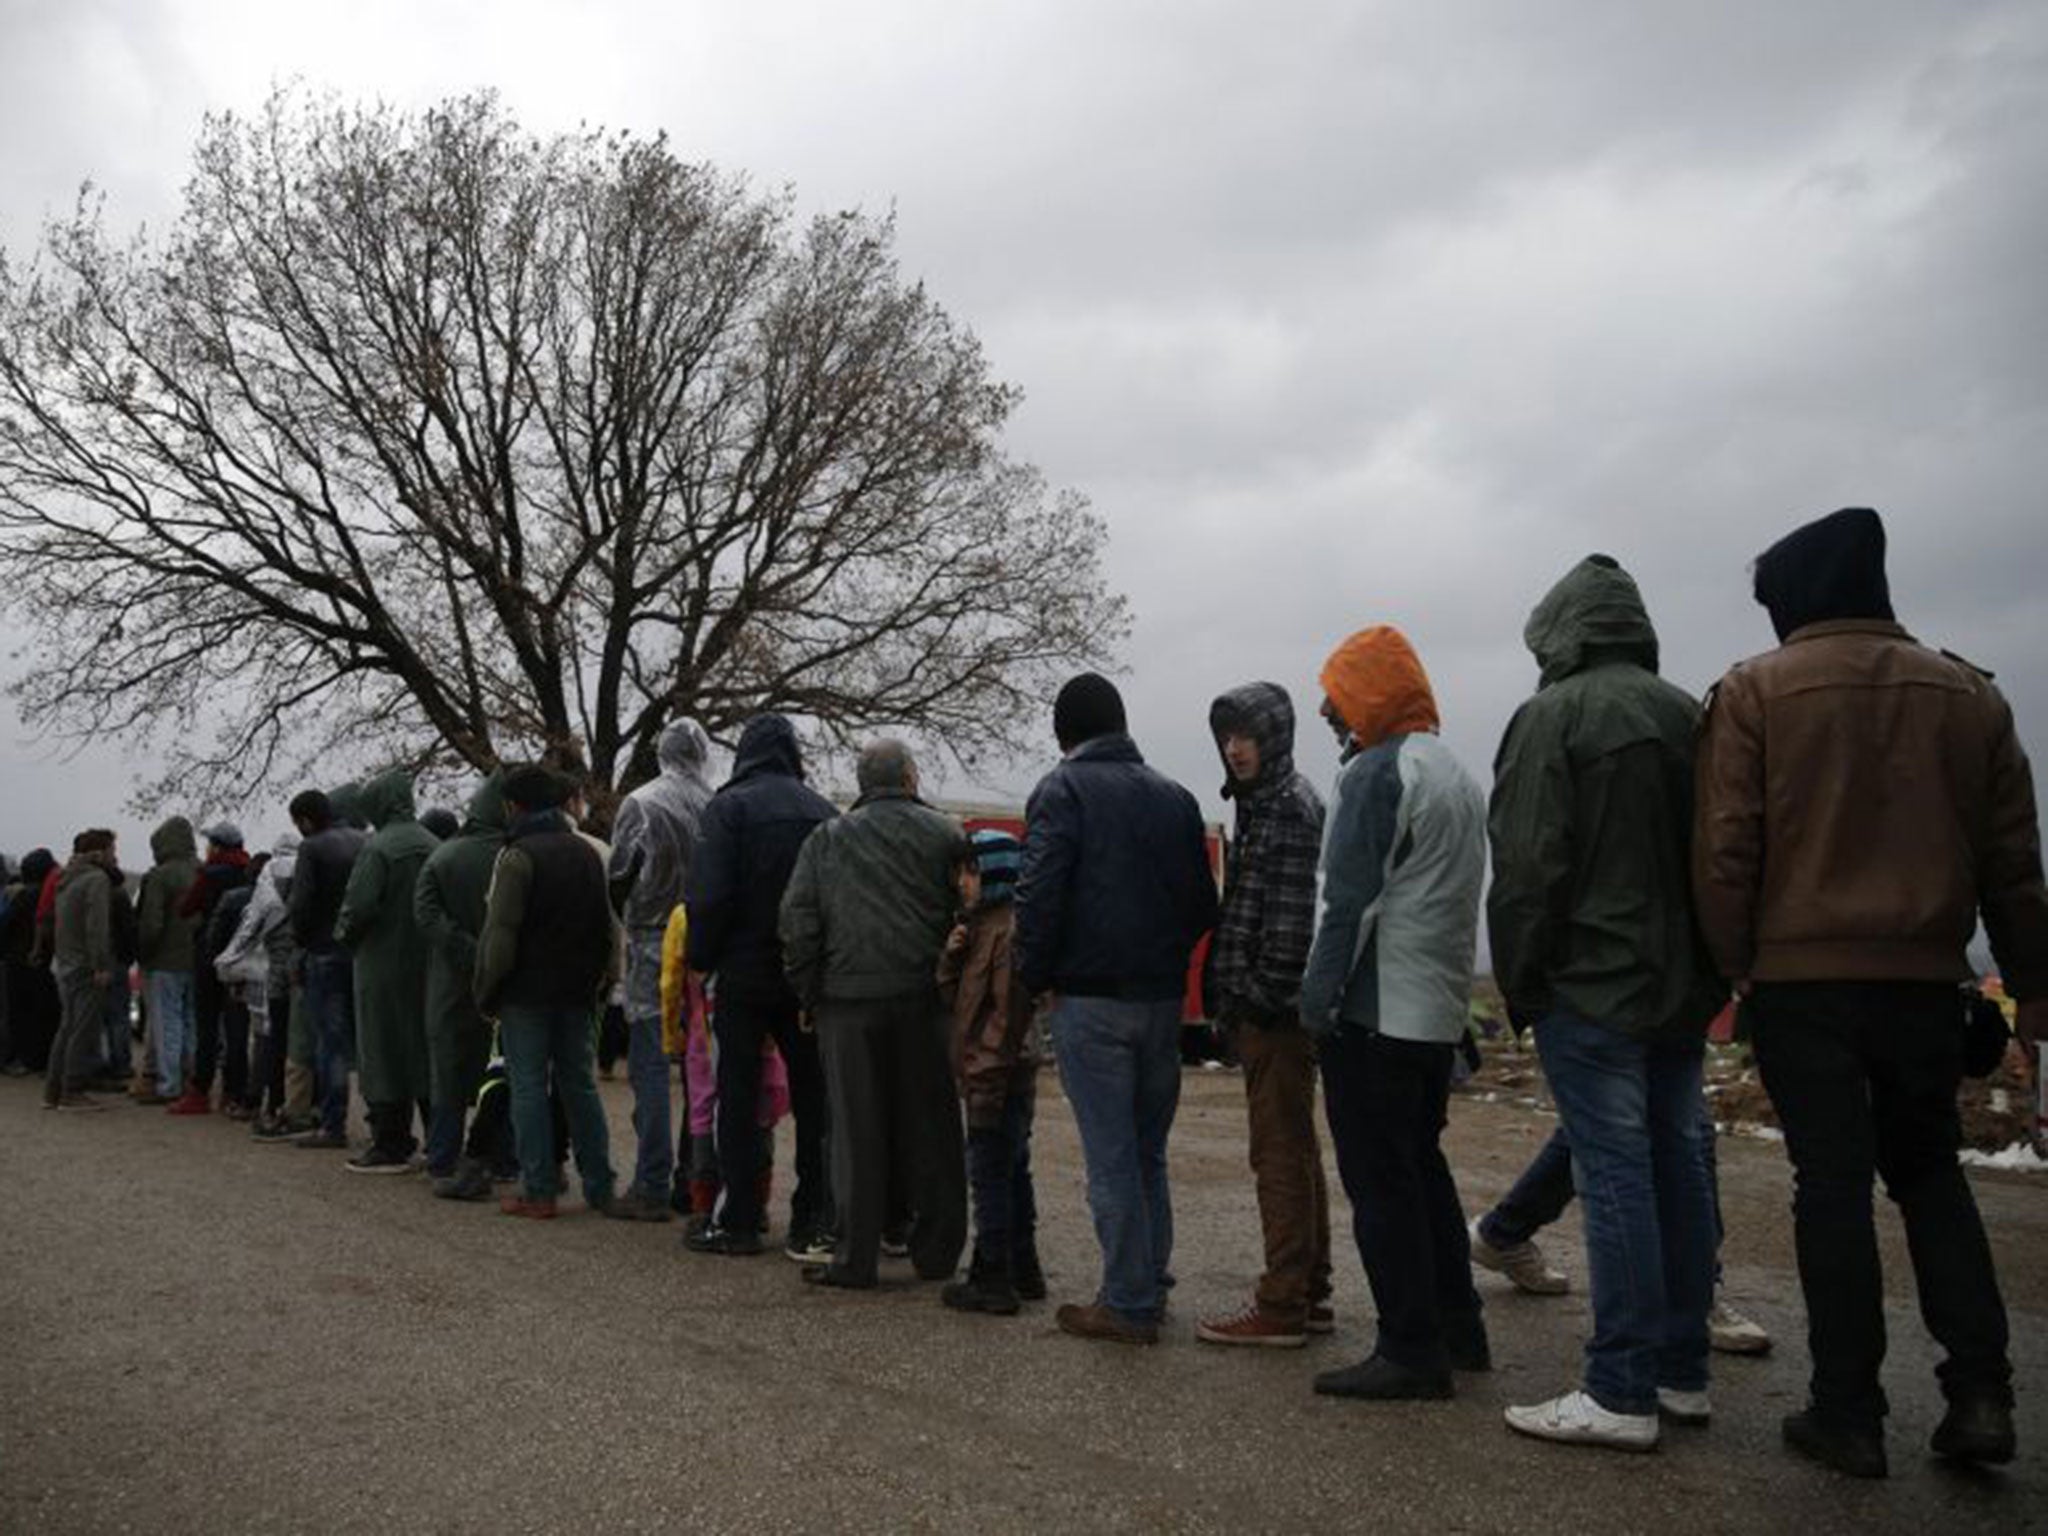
[[1319, 1029, 1482, 1374], [967, 1072, 1038, 1271], [250, 994, 290, 1115], [1748, 981, 2012, 1426], [193, 969, 251, 1106], [713, 990, 829, 1239], [815, 991, 966, 1283]]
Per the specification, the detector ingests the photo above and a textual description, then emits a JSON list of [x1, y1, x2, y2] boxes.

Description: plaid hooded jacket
[[1205, 682, 1326, 1028]]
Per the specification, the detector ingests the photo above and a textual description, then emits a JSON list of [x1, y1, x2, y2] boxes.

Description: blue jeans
[[146, 971, 196, 1098], [501, 1002, 616, 1204], [303, 952, 356, 1137], [1051, 995, 1181, 1323], [1534, 1012, 1715, 1414]]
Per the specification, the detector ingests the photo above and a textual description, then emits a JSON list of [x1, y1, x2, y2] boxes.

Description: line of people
[[6, 505, 2040, 1482]]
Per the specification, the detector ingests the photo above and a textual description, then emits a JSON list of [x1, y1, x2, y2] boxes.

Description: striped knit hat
[[969, 828, 1022, 905]]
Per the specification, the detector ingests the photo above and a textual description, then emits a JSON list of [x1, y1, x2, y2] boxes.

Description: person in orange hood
[[1299, 625, 1490, 1403]]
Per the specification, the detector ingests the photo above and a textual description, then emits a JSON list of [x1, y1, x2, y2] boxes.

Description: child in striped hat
[[936, 827, 1043, 1315]]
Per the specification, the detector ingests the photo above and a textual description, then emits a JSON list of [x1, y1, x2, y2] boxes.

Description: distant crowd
[[5, 505, 2040, 1480]]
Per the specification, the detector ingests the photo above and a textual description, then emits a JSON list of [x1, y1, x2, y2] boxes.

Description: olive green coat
[[136, 817, 201, 973], [335, 770, 440, 1103], [412, 774, 507, 1107]]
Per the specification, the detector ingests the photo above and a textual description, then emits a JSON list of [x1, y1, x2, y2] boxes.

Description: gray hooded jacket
[[609, 719, 715, 932]]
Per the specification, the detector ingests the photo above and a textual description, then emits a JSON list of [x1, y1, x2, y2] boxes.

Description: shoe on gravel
[[1930, 1396, 2015, 1466], [1314, 1352, 1453, 1401], [294, 1128, 350, 1150], [499, 1194, 559, 1220], [1505, 1390, 1658, 1451], [802, 1264, 878, 1290], [684, 1224, 764, 1256], [880, 1225, 911, 1258], [432, 1162, 495, 1201], [782, 1227, 836, 1264], [1657, 1387, 1712, 1425], [344, 1147, 416, 1175], [166, 1090, 212, 1117], [52, 1092, 109, 1113], [1469, 1217, 1568, 1295], [1708, 1298, 1771, 1355], [1306, 1301, 1336, 1335], [1196, 1302, 1307, 1348], [1782, 1408, 1886, 1478], [604, 1186, 674, 1223], [1055, 1302, 1159, 1346], [942, 1259, 1021, 1316]]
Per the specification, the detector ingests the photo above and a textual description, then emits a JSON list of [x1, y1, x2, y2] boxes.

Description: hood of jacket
[[1525, 554, 1660, 687], [1753, 506, 1895, 643], [18, 847, 56, 886], [658, 717, 714, 784], [1319, 625, 1439, 750], [1209, 682, 1298, 800], [460, 771, 509, 836], [356, 769, 418, 829], [151, 816, 198, 865], [727, 714, 803, 786]]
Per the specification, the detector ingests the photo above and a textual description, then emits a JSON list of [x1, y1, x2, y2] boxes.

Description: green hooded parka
[[335, 770, 439, 1104], [136, 817, 202, 973], [1486, 555, 1723, 1037], [412, 773, 507, 1109]]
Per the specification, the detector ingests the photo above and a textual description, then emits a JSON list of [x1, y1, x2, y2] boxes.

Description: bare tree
[[0, 90, 1124, 813]]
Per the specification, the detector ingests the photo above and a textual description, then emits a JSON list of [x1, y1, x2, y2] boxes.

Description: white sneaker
[[1656, 1386, 1711, 1425], [1505, 1390, 1659, 1452], [1468, 1216, 1570, 1295], [1709, 1298, 1771, 1355]]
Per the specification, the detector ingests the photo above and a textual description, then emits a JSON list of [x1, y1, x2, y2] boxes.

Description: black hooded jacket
[[1752, 506, 1894, 641], [683, 716, 837, 1004]]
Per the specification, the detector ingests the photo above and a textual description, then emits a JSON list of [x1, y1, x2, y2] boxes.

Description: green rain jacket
[[335, 770, 440, 1103], [412, 774, 507, 1107], [1486, 555, 1724, 1038], [136, 817, 201, 973]]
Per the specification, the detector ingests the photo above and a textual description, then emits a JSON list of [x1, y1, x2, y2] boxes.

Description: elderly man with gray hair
[[780, 738, 971, 1288]]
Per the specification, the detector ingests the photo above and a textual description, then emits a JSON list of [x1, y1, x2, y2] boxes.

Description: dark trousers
[[1319, 1029, 1481, 1374], [7, 961, 59, 1071], [466, 1067, 567, 1174], [45, 964, 106, 1100], [967, 1073, 1038, 1271], [1749, 981, 2012, 1426], [250, 994, 290, 1115], [1240, 1022, 1333, 1324], [712, 991, 829, 1239], [193, 967, 249, 1104], [368, 1098, 428, 1159], [816, 990, 967, 1284]]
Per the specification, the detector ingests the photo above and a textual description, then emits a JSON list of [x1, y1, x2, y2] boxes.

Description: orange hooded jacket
[[1319, 625, 1440, 747]]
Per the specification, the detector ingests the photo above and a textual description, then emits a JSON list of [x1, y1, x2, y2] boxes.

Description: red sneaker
[[167, 1091, 212, 1116], [1196, 1302, 1308, 1348], [498, 1194, 558, 1220]]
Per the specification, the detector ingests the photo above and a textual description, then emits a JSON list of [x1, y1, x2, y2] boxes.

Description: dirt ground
[[2, 1061, 2041, 1534]]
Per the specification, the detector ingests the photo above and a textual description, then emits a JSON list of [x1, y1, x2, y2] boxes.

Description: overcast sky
[[1, 0, 2043, 863]]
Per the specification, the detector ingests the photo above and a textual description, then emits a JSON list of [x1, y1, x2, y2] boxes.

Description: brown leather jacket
[[1694, 619, 2048, 999], [936, 902, 1038, 1129]]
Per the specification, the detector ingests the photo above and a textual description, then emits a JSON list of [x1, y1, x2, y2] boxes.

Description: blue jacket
[[684, 716, 837, 1004], [1015, 733, 1218, 1001]]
